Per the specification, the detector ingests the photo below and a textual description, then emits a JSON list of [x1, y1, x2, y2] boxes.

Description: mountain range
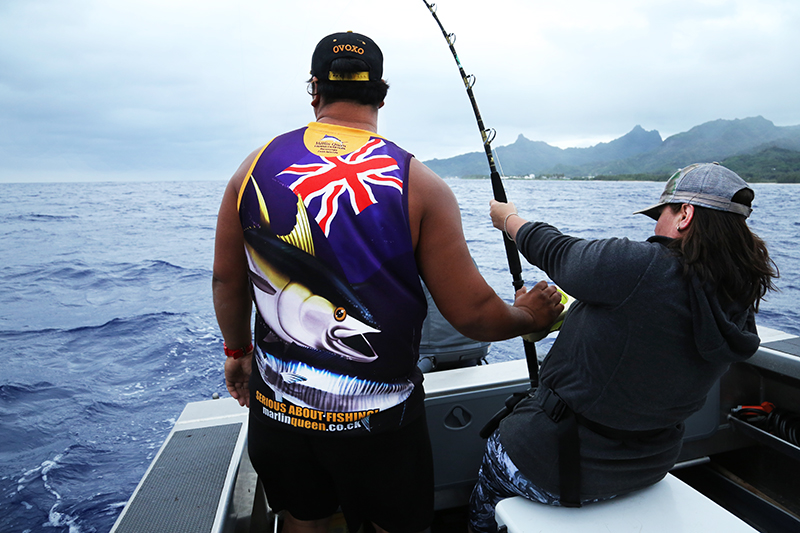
[[423, 116, 800, 181]]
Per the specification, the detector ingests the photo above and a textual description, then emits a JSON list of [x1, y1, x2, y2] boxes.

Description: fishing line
[[421, 1, 540, 388]]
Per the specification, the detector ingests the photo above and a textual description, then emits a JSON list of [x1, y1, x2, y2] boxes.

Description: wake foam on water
[[4, 440, 155, 533], [10, 453, 83, 533]]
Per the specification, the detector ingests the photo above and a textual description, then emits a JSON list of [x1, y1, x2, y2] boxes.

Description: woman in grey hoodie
[[469, 163, 778, 533]]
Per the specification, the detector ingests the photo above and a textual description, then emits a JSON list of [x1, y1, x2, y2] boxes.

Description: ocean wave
[[11, 213, 81, 222], [0, 311, 185, 338], [84, 398, 129, 418], [2, 259, 208, 285], [0, 381, 72, 402], [0, 258, 213, 333], [72, 310, 182, 332]]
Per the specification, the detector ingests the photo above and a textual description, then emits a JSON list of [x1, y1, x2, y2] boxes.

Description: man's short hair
[[313, 58, 389, 107]]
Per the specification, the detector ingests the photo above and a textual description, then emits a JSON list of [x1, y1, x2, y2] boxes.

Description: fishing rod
[[421, 1, 524, 292], [421, 1, 540, 392]]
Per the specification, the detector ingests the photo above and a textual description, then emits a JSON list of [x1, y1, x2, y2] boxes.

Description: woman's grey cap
[[634, 162, 753, 220]]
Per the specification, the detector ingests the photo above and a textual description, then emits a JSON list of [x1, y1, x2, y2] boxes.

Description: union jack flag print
[[280, 138, 402, 236]]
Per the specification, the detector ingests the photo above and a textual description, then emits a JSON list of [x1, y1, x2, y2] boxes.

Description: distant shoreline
[[454, 173, 800, 184]]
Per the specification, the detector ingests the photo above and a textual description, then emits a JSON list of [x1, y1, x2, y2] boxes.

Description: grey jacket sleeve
[[516, 221, 658, 308]]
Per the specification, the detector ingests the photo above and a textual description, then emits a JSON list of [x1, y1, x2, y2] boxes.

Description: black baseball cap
[[311, 31, 383, 82]]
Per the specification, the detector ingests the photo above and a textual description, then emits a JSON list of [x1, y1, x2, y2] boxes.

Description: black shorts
[[248, 412, 434, 533]]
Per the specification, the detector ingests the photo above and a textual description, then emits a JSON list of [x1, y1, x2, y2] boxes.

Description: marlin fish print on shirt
[[237, 122, 427, 434]]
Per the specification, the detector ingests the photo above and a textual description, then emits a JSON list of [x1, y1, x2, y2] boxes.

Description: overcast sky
[[2, 0, 799, 182]]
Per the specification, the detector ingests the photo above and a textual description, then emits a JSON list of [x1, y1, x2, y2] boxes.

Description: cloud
[[1, 0, 799, 182]]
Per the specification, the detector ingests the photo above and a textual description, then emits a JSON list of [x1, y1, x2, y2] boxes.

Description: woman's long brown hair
[[666, 191, 778, 311]]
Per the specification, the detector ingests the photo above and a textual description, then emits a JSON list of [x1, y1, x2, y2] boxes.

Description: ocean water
[[1, 179, 798, 532]]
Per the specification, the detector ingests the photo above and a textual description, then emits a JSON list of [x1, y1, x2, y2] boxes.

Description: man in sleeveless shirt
[[212, 31, 564, 533]]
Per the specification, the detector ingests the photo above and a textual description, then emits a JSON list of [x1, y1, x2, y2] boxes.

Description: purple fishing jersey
[[238, 122, 428, 435]]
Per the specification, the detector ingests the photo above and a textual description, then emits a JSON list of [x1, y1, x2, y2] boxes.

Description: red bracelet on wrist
[[223, 342, 253, 359]]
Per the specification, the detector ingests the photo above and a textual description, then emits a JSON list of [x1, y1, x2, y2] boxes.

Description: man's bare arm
[[212, 150, 260, 406], [408, 158, 562, 341]]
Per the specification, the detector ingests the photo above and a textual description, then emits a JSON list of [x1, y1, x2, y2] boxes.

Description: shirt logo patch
[[280, 138, 402, 236]]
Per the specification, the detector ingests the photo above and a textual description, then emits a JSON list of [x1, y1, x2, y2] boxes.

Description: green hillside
[[425, 117, 800, 182], [722, 147, 800, 183]]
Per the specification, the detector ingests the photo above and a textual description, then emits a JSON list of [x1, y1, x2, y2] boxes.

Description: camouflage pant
[[468, 431, 608, 533]]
